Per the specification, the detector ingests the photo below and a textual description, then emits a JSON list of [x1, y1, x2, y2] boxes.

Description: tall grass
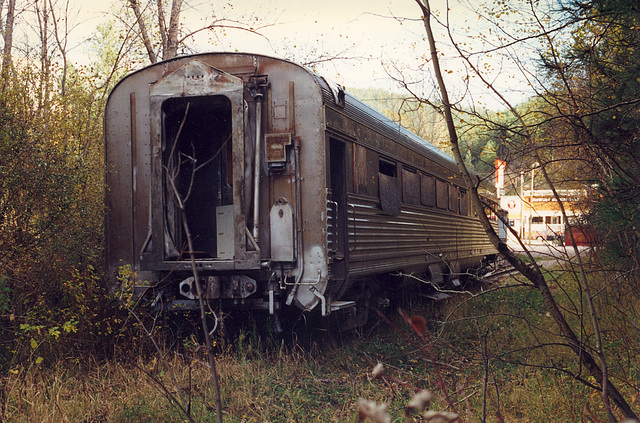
[[1, 340, 398, 422], [2, 270, 639, 422]]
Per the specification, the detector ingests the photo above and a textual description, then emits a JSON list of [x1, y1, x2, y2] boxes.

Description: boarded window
[[421, 174, 436, 207], [379, 158, 400, 213], [353, 144, 367, 195], [436, 179, 448, 210], [402, 167, 420, 205], [449, 185, 459, 213], [460, 190, 468, 215]]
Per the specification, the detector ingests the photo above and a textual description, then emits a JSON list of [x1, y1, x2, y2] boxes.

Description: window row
[[532, 216, 562, 225], [351, 145, 470, 216], [401, 166, 469, 215], [375, 155, 469, 216]]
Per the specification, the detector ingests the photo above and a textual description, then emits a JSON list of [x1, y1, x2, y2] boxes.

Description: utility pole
[[528, 163, 538, 242], [520, 171, 525, 239]]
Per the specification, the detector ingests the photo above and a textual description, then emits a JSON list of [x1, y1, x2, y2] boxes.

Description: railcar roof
[[315, 74, 458, 171], [107, 51, 460, 174]]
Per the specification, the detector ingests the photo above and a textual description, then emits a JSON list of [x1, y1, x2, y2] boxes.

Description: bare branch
[[412, 0, 637, 419], [128, 0, 157, 63]]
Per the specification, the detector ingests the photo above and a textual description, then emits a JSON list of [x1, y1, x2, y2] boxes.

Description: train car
[[104, 52, 497, 329]]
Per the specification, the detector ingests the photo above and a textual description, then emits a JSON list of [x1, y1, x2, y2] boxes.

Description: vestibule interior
[[162, 95, 234, 259]]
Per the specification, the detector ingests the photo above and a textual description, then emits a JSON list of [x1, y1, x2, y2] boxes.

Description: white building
[[500, 190, 585, 242]]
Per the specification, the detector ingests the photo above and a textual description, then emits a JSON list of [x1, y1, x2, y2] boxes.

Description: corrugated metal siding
[[346, 194, 495, 278]]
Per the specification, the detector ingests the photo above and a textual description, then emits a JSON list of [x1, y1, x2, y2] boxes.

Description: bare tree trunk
[[156, 0, 167, 53], [165, 102, 224, 423], [129, 0, 157, 63], [129, 0, 182, 63], [48, 0, 69, 96], [0, 0, 5, 34], [35, 0, 52, 116], [413, 0, 637, 419], [163, 0, 182, 60], [1, 0, 16, 78]]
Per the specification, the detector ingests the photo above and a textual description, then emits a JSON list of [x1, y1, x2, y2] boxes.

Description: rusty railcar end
[[104, 52, 498, 329]]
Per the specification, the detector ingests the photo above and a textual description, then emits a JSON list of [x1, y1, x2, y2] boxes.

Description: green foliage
[[0, 60, 122, 368], [87, 20, 141, 94], [456, 113, 504, 176], [349, 87, 450, 151], [588, 183, 640, 268], [118, 399, 164, 422], [557, 0, 640, 272], [5, 285, 638, 422], [0, 277, 10, 314]]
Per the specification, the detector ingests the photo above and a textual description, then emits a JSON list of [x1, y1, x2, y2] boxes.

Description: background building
[[500, 190, 585, 243]]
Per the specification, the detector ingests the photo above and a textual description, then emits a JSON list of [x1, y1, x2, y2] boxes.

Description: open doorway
[[162, 95, 233, 259], [328, 138, 348, 293]]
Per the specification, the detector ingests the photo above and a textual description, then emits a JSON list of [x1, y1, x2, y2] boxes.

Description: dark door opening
[[328, 138, 349, 294], [162, 95, 233, 259]]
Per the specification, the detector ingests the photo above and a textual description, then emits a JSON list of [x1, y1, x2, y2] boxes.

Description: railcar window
[[421, 174, 436, 207], [402, 167, 420, 205], [379, 158, 397, 177], [353, 144, 367, 195], [532, 216, 543, 224], [448, 184, 459, 213], [436, 179, 448, 210], [460, 190, 468, 215], [378, 158, 401, 213], [485, 200, 500, 220]]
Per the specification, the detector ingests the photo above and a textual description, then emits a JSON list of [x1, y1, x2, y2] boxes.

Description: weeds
[[2, 271, 639, 421]]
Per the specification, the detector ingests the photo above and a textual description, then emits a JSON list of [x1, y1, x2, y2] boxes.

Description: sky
[[60, 0, 535, 109]]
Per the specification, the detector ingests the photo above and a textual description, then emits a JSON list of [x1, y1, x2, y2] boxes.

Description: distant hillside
[[347, 87, 449, 153], [347, 87, 499, 176]]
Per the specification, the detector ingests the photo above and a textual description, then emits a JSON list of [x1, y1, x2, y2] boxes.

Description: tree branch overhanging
[[412, 0, 638, 419]]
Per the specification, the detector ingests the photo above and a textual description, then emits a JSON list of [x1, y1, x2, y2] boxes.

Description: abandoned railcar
[[104, 52, 497, 328]]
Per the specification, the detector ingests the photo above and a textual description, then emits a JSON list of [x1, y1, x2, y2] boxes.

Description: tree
[[0, 0, 118, 378], [560, 0, 640, 270], [410, 0, 639, 419], [125, 0, 271, 64], [1, 0, 16, 87], [87, 20, 139, 95], [0, 63, 109, 367], [123, 0, 187, 63], [349, 87, 449, 150]]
